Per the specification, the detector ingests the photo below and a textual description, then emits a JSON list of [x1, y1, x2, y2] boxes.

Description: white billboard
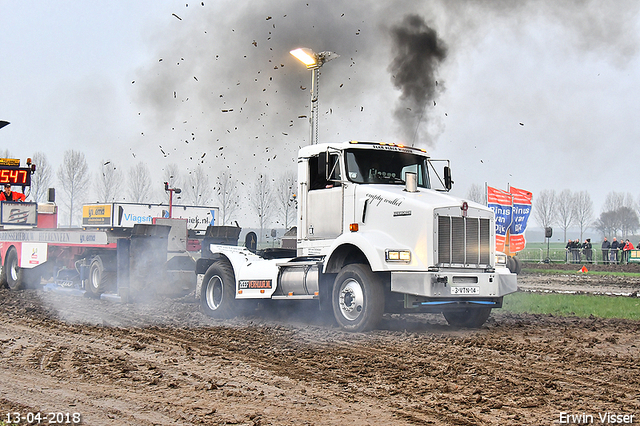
[[83, 203, 217, 232]]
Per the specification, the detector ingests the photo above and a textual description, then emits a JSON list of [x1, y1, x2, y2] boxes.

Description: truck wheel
[[0, 255, 7, 289], [513, 258, 522, 275], [4, 248, 25, 291], [87, 256, 114, 297], [332, 264, 384, 332], [443, 307, 492, 328], [200, 261, 237, 318]]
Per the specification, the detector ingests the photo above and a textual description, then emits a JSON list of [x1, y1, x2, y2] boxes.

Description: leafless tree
[[127, 162, 153, 203], [275, 171, 297, 229], [184, 165, 212, 206], [30, 151, 53, 203], [57, 149, 91, 226], [250, 173, 274, 242], [163, 163, 181, 189], [534, 189, 557, 231], [573, 190, 593, 241], [597, 191, 637, 239], [556, 189, 575, 242], [466, 183, 486, 205], [603, 191, 635, 212], [214, 171, 240, 225], [618, 206, 639, 238], [594, 210, 618, 238], [0, 149, 12, 158], [95, 160, 123, 203]]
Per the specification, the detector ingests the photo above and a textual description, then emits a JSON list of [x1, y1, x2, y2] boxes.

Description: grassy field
[[502, 291, 640, 320]]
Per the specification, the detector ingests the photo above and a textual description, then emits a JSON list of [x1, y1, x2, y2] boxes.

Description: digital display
[[0, 167, 31, 186]]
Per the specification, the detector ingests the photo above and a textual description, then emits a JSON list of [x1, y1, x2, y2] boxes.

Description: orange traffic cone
[[578, 265, 588, 273]]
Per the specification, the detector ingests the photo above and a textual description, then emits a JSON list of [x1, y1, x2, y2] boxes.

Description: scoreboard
[[0, 166, 31, 186]]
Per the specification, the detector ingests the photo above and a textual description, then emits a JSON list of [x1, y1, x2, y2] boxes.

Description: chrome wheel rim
[[90, 267, 100, 290], [338, 279, 364, 321], [205, 275, 224, 310]]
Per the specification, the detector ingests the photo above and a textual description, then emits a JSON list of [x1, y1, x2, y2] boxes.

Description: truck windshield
[[345, 149, 430, 188]]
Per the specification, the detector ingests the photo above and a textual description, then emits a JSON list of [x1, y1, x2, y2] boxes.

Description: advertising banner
[[82, 203, 218, 232], [508, 186, 533, 252], [0, 201, 37, 226], [487, 187, 512, 252]]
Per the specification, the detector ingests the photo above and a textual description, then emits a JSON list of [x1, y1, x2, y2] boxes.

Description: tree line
[[2, 149, 297, 234], [466, 183, 640, 241]]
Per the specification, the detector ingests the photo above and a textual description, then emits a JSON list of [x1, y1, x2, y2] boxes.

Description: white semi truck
[[196, 141, 517, 331]]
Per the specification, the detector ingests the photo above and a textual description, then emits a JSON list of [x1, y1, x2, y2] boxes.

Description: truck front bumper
[[390, 268, 517, 298]]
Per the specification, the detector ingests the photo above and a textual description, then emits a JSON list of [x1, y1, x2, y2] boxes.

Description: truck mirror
[[444, 166, 453, 190]]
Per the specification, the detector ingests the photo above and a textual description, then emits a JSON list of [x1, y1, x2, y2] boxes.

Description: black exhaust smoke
[[389, 14, 447, 146]]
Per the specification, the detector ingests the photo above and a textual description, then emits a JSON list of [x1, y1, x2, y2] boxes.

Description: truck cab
[[197, 141, 517, 331]]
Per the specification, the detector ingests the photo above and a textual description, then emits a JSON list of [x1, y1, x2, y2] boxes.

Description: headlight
[[386, 249, 411, 262], [495, 253, 507, 267]]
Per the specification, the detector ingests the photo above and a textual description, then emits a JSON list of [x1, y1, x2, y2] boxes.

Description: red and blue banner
[[487, 186, 512, 252], [508, 186, 533, 252]]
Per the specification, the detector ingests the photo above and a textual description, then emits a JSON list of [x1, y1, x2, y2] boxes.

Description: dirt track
[[0, 275, 639, 426]]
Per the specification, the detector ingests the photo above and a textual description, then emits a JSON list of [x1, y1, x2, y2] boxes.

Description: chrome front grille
[[437, 215, 491, 267]]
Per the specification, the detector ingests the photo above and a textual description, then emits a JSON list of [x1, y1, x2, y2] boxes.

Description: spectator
[[565, 239, 573, 263], [623, 239, 635, 264], [601, 237, 610, 264], [610, 237, 620, 264], [0, 183, 26, 202], [583, 239, 593, 263], [572, 239, 581, 263]]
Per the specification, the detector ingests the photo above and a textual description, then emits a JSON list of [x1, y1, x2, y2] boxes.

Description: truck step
[[271, 294, 318, 300]]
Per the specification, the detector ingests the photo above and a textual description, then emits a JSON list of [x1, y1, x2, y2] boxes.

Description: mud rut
[[0, 276, 639, 426]]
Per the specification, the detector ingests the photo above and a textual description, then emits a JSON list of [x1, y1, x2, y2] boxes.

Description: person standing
[[610, 237, 619, 264], [573, 239, 581, 263], [565, 239, 573, 263], [601, 237, 610, 264], [583, 239, 593, 264], [0, 183, 26, 202], [623, 239, 635, 264]]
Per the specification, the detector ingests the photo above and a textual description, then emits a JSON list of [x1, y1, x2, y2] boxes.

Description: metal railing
[[515, 247, 635, 265]]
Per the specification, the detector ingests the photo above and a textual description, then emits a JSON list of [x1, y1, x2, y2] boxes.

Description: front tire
[[443, 307, 492, 328], [200, 261, 237, 318], [332, 264, 384, 332]]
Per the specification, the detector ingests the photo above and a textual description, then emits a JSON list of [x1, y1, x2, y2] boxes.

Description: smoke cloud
[[129, 0, 640, 211], [388, 14, 447, 146]]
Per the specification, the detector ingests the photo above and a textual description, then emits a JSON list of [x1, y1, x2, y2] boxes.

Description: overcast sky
[[1, 0, 639, 228]]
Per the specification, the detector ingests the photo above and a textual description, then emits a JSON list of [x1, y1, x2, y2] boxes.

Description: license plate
[[451, 286, 480, 295]]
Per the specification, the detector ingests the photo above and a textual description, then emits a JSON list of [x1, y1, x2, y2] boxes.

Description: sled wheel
[[87, 256, 114, 297]]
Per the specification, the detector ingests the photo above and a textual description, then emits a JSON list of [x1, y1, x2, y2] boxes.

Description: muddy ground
[[0, 269, 639, 426]]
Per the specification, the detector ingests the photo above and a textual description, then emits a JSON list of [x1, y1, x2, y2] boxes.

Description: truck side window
[[309, 154, 341, 190], [309, 156, 325, 190]]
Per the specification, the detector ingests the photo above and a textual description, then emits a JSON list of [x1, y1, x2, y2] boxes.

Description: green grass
[[502, 292, 640, 320], [522, 268, 640, 278]]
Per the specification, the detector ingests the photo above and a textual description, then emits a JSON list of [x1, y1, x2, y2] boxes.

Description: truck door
[[306, 152, 343, 239]]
